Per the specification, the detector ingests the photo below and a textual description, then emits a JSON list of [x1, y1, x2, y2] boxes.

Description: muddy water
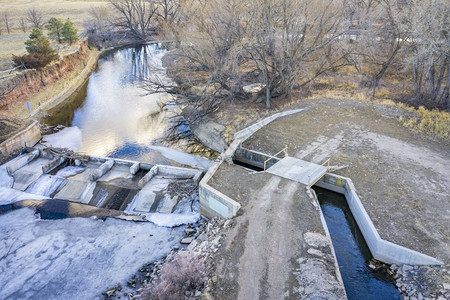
[[45, 44, 175, 163], [314, 187, 401, 300]]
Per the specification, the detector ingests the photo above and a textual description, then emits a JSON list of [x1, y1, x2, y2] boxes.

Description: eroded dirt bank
[[2, 41, 105, 121]]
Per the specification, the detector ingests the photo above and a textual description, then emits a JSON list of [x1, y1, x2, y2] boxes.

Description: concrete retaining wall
[[0, 121, 41, 156], [233, 108, 304, 142], [234, 147, 281, 169], [316, 173, 443, 265]]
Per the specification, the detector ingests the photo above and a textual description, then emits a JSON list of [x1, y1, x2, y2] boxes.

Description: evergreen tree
[[46, 17, 64, 43], [15, 28, 59, 68], [62, 19, 78, 44], [25, 28, 57, 57]]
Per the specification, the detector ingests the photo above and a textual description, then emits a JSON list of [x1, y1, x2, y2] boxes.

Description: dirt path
[[209, 164, 346, 299]]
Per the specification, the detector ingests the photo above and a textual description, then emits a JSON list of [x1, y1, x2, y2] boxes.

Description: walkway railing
[[308, 158, 330, 187], [263, 146, 288, 171]]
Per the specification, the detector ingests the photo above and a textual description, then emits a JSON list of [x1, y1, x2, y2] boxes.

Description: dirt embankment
[[0, 40, 97, 119]]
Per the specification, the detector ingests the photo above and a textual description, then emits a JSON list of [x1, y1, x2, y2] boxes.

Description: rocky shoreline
[[391, 264, 450, 300], [101, 217, 229, 299]]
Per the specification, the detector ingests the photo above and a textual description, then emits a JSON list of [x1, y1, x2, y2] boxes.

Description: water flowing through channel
[[314, 187, 401, 300], [45, 44, 210, 168]]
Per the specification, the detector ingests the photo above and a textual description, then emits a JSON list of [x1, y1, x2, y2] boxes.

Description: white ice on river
[[42, 126, 83, 151], [0, 208, 185, 299], [0, 187, 49, 205], [149, 145, 213, 170]]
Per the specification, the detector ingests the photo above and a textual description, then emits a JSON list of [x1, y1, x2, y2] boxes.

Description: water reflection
[[315, 187, 401, 300], [47, 44, 171, 161]]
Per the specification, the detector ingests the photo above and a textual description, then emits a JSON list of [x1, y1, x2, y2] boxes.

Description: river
[[44, 44, 209, 168]]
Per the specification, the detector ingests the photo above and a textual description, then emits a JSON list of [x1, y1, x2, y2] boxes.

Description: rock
[[307, 248, 325, 258], [181, 237, 193, 244], [187, 240, 198, 251], [194, 290, 202, 297], [443, 283, 450, 290], [196, 233, 207, 242], [403, 265, 413, 272], [185, 228, 196, 235], [223, 220, 232, 229], [102, 288, 116, 297], [243, 83, 265, 94]]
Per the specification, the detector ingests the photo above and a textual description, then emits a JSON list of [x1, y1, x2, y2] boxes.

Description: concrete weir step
[[266, 156, 327, 186], [159, 195, 179, 214]]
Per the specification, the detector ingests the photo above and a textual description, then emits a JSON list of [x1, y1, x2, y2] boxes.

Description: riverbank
[[0, 41, 100, 120]]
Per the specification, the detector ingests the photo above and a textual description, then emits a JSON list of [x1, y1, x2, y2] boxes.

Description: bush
[[140, 252, 208, 300], [12, 53, 56, 69]]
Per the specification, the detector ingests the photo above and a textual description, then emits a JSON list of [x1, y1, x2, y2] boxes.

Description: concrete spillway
[[1, 149, 204, 220]]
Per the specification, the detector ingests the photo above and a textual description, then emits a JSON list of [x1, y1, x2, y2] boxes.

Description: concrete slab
[[12, 170, 43, 191], [133, 190, 157, 212], [266, 156, 327, 186], [159, 195, 179, 214], [54, 179, 95, 204]]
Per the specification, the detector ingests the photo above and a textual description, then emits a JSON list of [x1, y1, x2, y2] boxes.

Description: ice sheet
[[0, 208, 185, 300], [148, 145, 212, 170], [147, 212, 200, 227], [0, 187, 49, 205], [0, 166, 14, 188], [56, 166, 86, 178], [42, 126, 82, 151]]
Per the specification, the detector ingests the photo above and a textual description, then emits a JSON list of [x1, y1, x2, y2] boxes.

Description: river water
[[45, 44, 209, 168], [315, 187, 401, 300]]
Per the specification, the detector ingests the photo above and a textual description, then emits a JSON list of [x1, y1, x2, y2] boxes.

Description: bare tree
[[242, 0, 349, 108], [404, 0, 449, 109], [2, 11, 13, 34], [349, 0, 408, 98], [155, 0, 180, 25], [19, 17, 28, 33], [109, 0, 158, 40], [84, 6, 115, 47], [27, 7, 44, 29], [150, 0, 349, 119]]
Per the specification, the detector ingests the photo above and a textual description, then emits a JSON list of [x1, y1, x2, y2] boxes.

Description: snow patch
[[0, 208, 185, 300], [149, 145, 212, 170], [0, 166, 14, 188], [0, 187, 49, 205], [56, 166, 86, 178], [147, 212, 200, 227], [42, 127, 82, 151]]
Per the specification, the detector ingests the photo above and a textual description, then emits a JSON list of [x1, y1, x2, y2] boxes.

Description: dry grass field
[[0, 0, 108, 70]]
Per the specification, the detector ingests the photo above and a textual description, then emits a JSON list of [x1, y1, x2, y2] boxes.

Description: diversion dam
[[0, 148, 203, 222]]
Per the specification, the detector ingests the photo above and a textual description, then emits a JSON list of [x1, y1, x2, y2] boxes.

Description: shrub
[[140, 252, 208, 300], [12, 53, 55, 69]]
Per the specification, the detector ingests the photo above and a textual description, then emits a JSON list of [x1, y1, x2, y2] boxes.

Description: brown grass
[[0, 0, 108, 70]]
